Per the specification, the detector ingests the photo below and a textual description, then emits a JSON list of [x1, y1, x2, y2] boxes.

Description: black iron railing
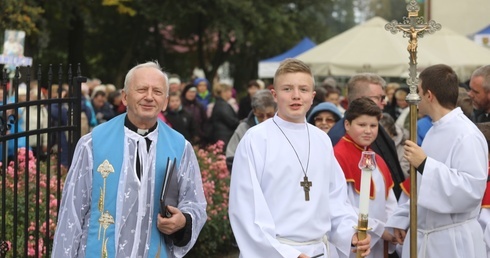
[[0, 64, 84, 257]]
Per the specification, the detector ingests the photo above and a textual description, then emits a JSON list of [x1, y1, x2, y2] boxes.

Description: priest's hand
[[351, 232, 371, 257], [403, 140, 426, 168], [393, 228, 406, 245], [157, 206, 186, 235]]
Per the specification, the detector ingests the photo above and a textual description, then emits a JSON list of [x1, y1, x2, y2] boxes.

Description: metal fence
[[0, 64, 84, 257]]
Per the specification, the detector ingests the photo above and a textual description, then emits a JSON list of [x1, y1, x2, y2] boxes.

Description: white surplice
[[51, 126, 207, 258], [229, 115, 358, 258], [479, 208, 490, 258], [386, 108, 488, 258], [344, 168, 397, 258]]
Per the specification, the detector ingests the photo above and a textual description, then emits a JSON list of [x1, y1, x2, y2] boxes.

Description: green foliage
[[102, 0, 137, 16], [369, 0, 412, 21], [0, 0, 377, 94], [0, 0, 44, 34]]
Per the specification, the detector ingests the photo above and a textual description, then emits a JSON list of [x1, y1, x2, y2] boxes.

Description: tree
[[152, 0, 341, 90], [369, 0, 411, 22], [0, 0, 44, 36], [2, 0, 360, 92]]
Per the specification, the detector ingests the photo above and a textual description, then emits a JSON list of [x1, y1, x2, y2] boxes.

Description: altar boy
[[386, 64, 487, 258], [334, 97, 397, 258], [229, 58, 371, 257]]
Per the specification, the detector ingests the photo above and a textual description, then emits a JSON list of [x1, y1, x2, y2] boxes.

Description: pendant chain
[[272, 118, 311, 177]]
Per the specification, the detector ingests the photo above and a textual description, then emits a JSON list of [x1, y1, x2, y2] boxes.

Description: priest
[[51, 61, 207, 257]]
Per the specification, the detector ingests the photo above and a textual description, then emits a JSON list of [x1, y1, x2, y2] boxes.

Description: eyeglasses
[[255, 112, 275, 120], [314, 117, 336, 124], [368, 95, 387, 102]]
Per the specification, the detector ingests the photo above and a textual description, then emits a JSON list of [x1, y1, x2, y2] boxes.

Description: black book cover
[[160, 157, 178, 218]]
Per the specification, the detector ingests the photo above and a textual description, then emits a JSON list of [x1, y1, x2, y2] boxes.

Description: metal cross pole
[[385, 1, 441, 257]]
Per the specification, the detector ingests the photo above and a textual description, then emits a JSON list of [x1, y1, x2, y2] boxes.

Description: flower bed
[[0, 148, 63, 257], [1, 142, 237, 257], [187, 141, 237, 257]]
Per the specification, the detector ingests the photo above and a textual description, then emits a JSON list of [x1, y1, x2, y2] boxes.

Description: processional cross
[[385, 1, 441, 257], [385, 0, 441, 91], [300, 176, 312, 201]]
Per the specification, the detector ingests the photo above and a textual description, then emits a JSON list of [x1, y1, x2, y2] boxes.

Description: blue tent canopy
[[261, 37, 316, 62], [475, 25, 490, 35], [473, 24, 490, 48], [258, 37, 316, 78]]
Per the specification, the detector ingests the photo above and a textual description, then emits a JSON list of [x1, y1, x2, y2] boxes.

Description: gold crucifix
[[300, 176, 312, 201], [401, 26, 428, 65], [385, 0, 441, 88], [385, 1, 441, 258]]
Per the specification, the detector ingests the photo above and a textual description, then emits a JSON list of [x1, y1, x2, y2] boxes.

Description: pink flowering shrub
[[187, 141, 235, 257], [0, 148, 63, 257]]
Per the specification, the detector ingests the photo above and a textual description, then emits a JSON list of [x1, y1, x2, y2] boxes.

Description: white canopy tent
[[422, 24, 490, 81], [297, 17, 490, 81]]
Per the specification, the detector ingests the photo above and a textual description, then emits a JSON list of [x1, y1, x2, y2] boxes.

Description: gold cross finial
[[407, 0, 420, 17], [385, 0, 441, 102]]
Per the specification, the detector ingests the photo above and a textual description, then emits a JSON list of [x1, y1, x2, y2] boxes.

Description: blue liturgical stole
[[86, 114, 185, 257]]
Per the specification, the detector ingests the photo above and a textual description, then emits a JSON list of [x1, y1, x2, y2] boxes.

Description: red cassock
[[401, 176, 411, 197], [334, 135, 394, 199], [482, 162, 490, 208]]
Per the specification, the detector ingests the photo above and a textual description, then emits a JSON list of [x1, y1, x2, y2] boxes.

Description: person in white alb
[[386, 64, 488, 258], [229, 58, 371, 258]]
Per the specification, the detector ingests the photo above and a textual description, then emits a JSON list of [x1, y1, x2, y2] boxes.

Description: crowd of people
[[227, 60, 490, 258], [5, 58, 490, 257], [0, 79, 128, 171]]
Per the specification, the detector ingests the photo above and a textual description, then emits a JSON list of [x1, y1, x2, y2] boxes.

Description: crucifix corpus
[[385, 1, 441, 257], [300, 176, 312, 201]]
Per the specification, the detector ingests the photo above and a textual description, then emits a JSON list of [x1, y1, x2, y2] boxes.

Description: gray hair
[[347, 73, 386, 103], [379, 112, 397, 137], [123, 61, 169, 94], [251, 89, 276, 111], [472, 65, 490, 92]]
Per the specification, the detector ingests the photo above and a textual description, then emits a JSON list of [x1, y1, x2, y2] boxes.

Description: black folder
[[160, 157, 179, 218]]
